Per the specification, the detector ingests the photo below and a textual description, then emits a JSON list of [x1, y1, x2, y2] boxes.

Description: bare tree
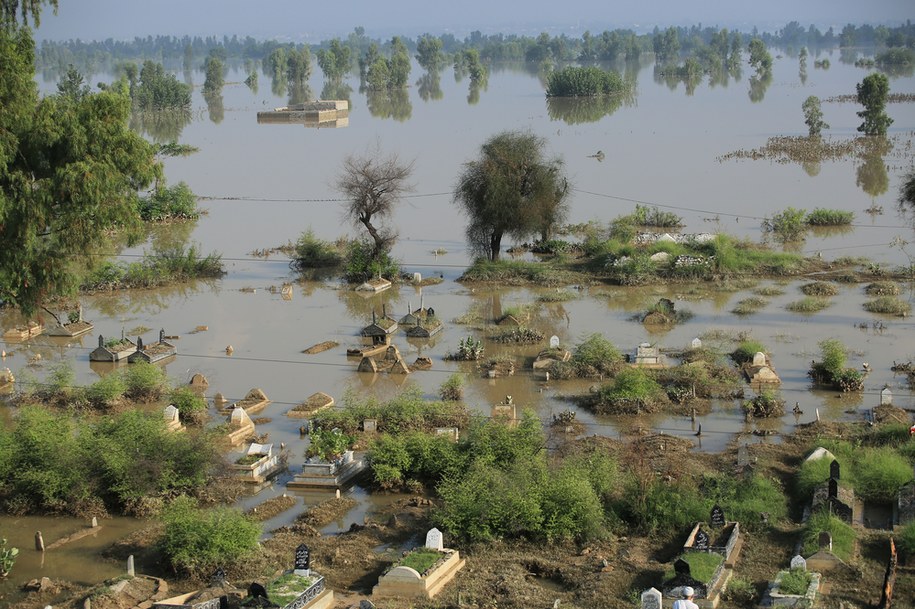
[[336, 148, 414, 261]]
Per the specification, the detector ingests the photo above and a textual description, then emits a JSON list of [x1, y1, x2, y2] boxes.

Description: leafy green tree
[[336, 147, 413, 265], [316, 38, 352, 80], [56, 64, 89, 100], [652, 27, 680, 63], [160, 496, 261, 576], [202, 51, 224, 94], [546, 65, 625, 97], [285, 46, 311, 84], [802, 95, 829, 137], [1, 0, 56, 26], [0, 26, 160, 315], [132, 60, 191, 110], [856, 73, 893, 136], [416, 34, 444, 71], [453, 130, 570, 261], [747, 37, 772, 73]]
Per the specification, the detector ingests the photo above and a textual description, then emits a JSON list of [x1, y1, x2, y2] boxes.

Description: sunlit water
[[2, 49, 914, 596]]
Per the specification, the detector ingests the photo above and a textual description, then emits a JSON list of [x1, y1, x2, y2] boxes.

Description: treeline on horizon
[[35, 19, 915, 76]]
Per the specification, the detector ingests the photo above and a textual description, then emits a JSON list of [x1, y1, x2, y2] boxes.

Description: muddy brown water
[[2, 50, 914, 597]]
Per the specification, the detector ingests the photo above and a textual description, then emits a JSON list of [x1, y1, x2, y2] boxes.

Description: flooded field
[[2, 48, 915, 595]]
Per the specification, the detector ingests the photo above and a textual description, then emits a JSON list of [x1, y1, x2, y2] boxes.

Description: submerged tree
[[747, 37, 773, 74], [336, 147, 414, 264], [802, 95, 829, 137], [453, 131, 570, 261], [856, 73, 893, 136]]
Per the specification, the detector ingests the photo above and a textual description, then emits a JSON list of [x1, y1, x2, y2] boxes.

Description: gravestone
[[691, 338, 702, 349], [363, 419, 377, 432], [830, 460, 840, 480], [190, 373, 209, 388], [343, 450, 354, 464], [164, 404, 180, 423], [881, 387, 893, 406], [210, 567, 227, 586], [550, 335, 560, 349], [91, 517, 98, 528], [230, 406, 252, 427], [828, 478, 838, 499], [752, 351, 767, 367], [694, 529, 710, 550], [819, 531, 833, 552], [127, 555, 135, 577], [710, 505, 725, 528], [641, 587, 662, 609], [737, 445, 749, 467], [248, 583, 268, 600], [426, 527, 444, 551], [294, 543, 311, 576], [790, 555, 807, 571]]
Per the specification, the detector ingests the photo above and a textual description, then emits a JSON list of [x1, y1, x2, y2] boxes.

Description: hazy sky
[[36, 0, 913, 41]]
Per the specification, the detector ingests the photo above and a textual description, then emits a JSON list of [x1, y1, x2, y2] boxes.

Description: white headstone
[[363, 419, 377, 432], [164, 404, 180, 422], [641, 587, 662, 609], [127, 554, 135, 576], [790, 555, 807, 571], [425, 527, 444, 551], [550, 335, 560, 349], [413, 272, 422, 283], [230, 406, 252, 426], [691, 338, 702, 349], [752, 351, 767, 367], [247, 443, 272, 457], [343, 450, 354, 464], [881, 387, 893, 405]]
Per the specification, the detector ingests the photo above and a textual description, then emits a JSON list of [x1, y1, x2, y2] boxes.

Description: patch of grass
[[805, 208, 854, 226], [899, 521, 915, 557], [664, 552, 723, 585], [763, 207, 807, 242], [460, 259, 577, 286], [863, 296, 910, 316], [265, 571, 314, 605], [786, 296, 831, 313], [778, 568, 812, 595], [731, 340, 767, 365], [537, 289, 576, 302], [800, 281, 839, 296], [397, 548, 443, 574], [864, 281, 899, 296], [732, 296, 768, 316], [802, 511, 855, 560], [754, 285, 785, 296], [595, 368, 667, 414], [851, 447, 914, 503]]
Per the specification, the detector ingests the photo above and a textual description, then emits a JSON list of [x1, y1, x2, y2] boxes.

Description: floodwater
[[2, 49, 915, 595]]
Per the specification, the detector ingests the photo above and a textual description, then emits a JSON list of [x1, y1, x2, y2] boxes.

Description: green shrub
[[46, 362, 76, 398], [705, 472, 787, 531], [724, 577, 757, 603], [160, 496, 261, 576], [291, 229, 343, 269], [778, 568, 812, 595], [168, 387, 207, 423], [540, 467, 606, 542], [763, 207, 807, 242], [899, 521, 915, 557], [439, 374, 465, 401], [795, 457, 839, 500], [786, 296, 831, 313], [124, 361, 168, 400], [630, 204, 683, 228], [622, 475, 707, 535], [732, 296, 767, 316], [306, 428, 356, 461], [863, 296, 911, 316], [805, 208, 853, 226], [343, 239, 399, 283], [802, 511, 855, 560], [851, 447, 914, 503], [731, 340, 767, 365], [545, 65, 627, 97], [85, 374, 127, 407], [137, 181, 198, 221], [809, 339, 863, 391], [567, 333, 623, 377], [595, 369, 666, 413], [800, 281, 839, 296]]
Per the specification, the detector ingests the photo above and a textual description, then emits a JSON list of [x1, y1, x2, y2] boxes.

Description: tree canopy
[[0, 13, 160, 315], [856, 73, 893, 136], [453, 131, 570, 261]]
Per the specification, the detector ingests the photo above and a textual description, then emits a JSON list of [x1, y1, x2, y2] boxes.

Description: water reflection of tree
[[365, 88, 411, 121], [146, 219, 198, 252], [856, 150, 889, 199], [91, 280, 218, 318], [338, 286, 402, 322], [801, 161, 821, 177], [320, 79, 352, 102], [653, 65, 701, 95], [271, 73, 287, 97], [129, 109, 192, 143], [878, 63, 915, 78], [546, 95, 628, 124], [287, 80, 313, 106], [748, 71, 772, 103], [204, 91, 224, 124], [417, 70, 443, 101]]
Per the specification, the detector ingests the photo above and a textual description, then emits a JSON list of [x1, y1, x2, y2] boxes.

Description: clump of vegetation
[[744, 390, 785, 418], [159, 496, 261, 576], [490, 327, 544, 344], [664, 552, 723, 586], [124, 361, 168, 400], [754, 285, 785, 296], [626, 204, 683, 228], [545, 65, 627, 97], [137, 182, 198, 221], [724, 577, 757, 604], [537, 289, 576, 302], [851, 447, 914, 503], [266, 573, 315, 607], [805, 208, 854, 226], [550, 334, 623, 379], [290, 229, 344, 270], [899, 521, 915, 557], [168, 387, 207, 424], [863, 296, 911, 316], [864, 281, 899, 296], [800, 281, 839, 296], [459, 259, 576, 287], [306, 428, 357, 462], [397, 548, 443, 574], [786, 296, 831, 313], [85, 374, 127, 408], [447, 336, 485, 361], [732, 296, 767, 316], [594, 369, 667, 414], [763, 207, 807, 242], [808, 339, 863, 391], [343, 239, 400, 283], [778, 568, 812, 595], [81, 245, 224, 291], [731, 340, 767, 365], [439, 374, 464, 402]]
